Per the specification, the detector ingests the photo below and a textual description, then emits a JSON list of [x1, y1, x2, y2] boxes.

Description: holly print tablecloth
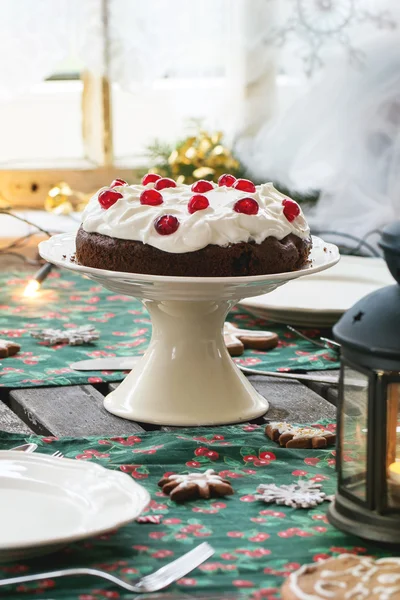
[[0, 423, 392, 600], [0, 272, 339, 388]]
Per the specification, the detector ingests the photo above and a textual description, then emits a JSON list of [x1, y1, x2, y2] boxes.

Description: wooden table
[[0, 374, 338, 436], [0, 250, 339, 436]]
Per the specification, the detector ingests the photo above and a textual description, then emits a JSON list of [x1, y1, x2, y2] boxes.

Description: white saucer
[[0, 451, 150, 561], [240, 255, 394, 327]]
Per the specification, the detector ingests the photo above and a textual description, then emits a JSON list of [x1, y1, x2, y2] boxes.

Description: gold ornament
[[146, 128, 244, 185], [45, 182, 74, 215], [45, 183, 93, 215]]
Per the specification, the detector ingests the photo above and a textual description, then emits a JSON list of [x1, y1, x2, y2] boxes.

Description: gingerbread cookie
[[281, 554, 400, 600], [265, 422, 336, 449], [224, 322, 278, 357], [0, 339, 20, 358], [158, 469, 234, 503], [31, 325, 99, 346]]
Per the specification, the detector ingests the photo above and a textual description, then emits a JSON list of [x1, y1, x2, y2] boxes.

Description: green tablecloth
[[0, 272, 339, 389], [0, 424, 392, 599]]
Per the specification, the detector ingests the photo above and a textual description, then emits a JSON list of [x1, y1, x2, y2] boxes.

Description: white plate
[[240, 255, 394, 327], [0, 452, 150, 561]]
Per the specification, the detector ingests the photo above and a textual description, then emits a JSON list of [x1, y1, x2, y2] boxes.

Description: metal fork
[[286, 325, 341, 353], [51, 451, 63, 458], [0, 542, 214, 594]]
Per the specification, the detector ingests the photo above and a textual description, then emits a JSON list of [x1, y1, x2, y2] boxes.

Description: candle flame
[[23, 279, 40, 297]]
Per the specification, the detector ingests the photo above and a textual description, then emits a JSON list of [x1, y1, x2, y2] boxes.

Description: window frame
[[0, 0, 133, 209]]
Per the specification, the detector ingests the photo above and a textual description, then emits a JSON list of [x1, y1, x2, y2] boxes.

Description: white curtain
[[0, 0, 399, 238], [0, 0, 275, 136], [1, 0, 395, 132]]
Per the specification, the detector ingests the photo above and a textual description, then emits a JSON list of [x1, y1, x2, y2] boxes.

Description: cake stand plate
[[39, 234, 339, 426]]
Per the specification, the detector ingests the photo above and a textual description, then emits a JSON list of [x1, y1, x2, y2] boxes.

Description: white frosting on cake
[[81, 181, 310, 254]]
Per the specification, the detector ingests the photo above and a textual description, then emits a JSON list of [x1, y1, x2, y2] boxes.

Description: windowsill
[[0, 159, 98, 171], [1, 210, 80, 239]]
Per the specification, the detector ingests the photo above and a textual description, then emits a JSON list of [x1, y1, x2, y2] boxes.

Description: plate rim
[[39, 232, 340, 285], [240, 254, 392, 316], [0, 451, 150, 551]]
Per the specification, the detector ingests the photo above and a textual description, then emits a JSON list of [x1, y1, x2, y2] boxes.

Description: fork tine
[[51, 451, 63, 458], [286, 325, 326, 349], [136, 542, 214, 593]]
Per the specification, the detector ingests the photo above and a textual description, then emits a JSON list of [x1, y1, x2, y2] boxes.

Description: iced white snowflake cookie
[[255, 481, 330, 509], [265, 422, 336, 449], [281, 554, 400, 600], [158, 469, 234, 503]]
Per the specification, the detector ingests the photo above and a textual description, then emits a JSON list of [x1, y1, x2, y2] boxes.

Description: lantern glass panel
[[340, 366, 369, 501], [386, 382, 400, 508]]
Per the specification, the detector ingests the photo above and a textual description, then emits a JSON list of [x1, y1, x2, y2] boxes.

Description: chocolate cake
[[75, 174, 312, 277]]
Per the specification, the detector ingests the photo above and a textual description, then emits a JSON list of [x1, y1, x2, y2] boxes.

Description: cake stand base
[[104, 299, 268, 426], [39, 233, 340, 426]]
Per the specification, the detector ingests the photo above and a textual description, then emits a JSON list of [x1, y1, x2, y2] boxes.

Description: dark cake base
[[75, 226, 312, 277]]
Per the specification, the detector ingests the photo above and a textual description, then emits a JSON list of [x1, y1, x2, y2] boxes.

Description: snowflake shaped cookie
[[256, 480, 330, 509], [158, 469, 234, 503], [31, 325, 99, 346]]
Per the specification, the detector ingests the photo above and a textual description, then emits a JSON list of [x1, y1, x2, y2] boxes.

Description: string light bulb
[[23, 279, 40, 297], [23, 263, 53, 297]]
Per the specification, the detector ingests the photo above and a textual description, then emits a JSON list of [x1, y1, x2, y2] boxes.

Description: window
[[0, 0, 396, 209]]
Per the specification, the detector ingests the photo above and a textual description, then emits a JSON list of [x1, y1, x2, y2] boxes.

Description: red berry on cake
[[234, 197, 259, 215], [140, 189, 163, 206], [188, 194, 210, 214], [218, 174, 236, 188], [191, 180, 214, 193], [154, 215, 180, 235], [98, 189, 123, 209], [233, 179, 256, 193], [282, 198, 300, 222], [110, 178, 128, 188], [154, 178, 177, 191], [142, 173, 162, 186]]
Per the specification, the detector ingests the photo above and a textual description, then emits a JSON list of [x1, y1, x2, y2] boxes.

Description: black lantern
[[328, 221, 400, 543]]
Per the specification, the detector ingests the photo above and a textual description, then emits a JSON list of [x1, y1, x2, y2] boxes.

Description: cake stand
[[39, 233, 339, 426]]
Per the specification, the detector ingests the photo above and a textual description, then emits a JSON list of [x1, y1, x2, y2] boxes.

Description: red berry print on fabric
[[282, 198, 300, 222], [98, 189, 123, 209], [191, 180, 213, 193], [154, 215, 180, 235], [188, 194, 210, 214], [233, 179, 256, 193], [234, 198, 259, 215], [154, 177, 177, 191], [140, 189, 163, 206], [142, 173, 162, 185]]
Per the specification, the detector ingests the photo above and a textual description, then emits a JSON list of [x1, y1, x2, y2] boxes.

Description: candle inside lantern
[[388, 461, 400, 484]]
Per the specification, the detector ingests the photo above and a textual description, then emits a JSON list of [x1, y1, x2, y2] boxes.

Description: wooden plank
[[304, 370, 340, 406], [249, 376, 336, 423], [0, 400, 33, 434], [9, 385, 145, 436], [111, 377, 335, 428]]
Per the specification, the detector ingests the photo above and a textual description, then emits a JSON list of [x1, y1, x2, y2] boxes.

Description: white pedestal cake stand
[[39, 233, 339, 426]]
